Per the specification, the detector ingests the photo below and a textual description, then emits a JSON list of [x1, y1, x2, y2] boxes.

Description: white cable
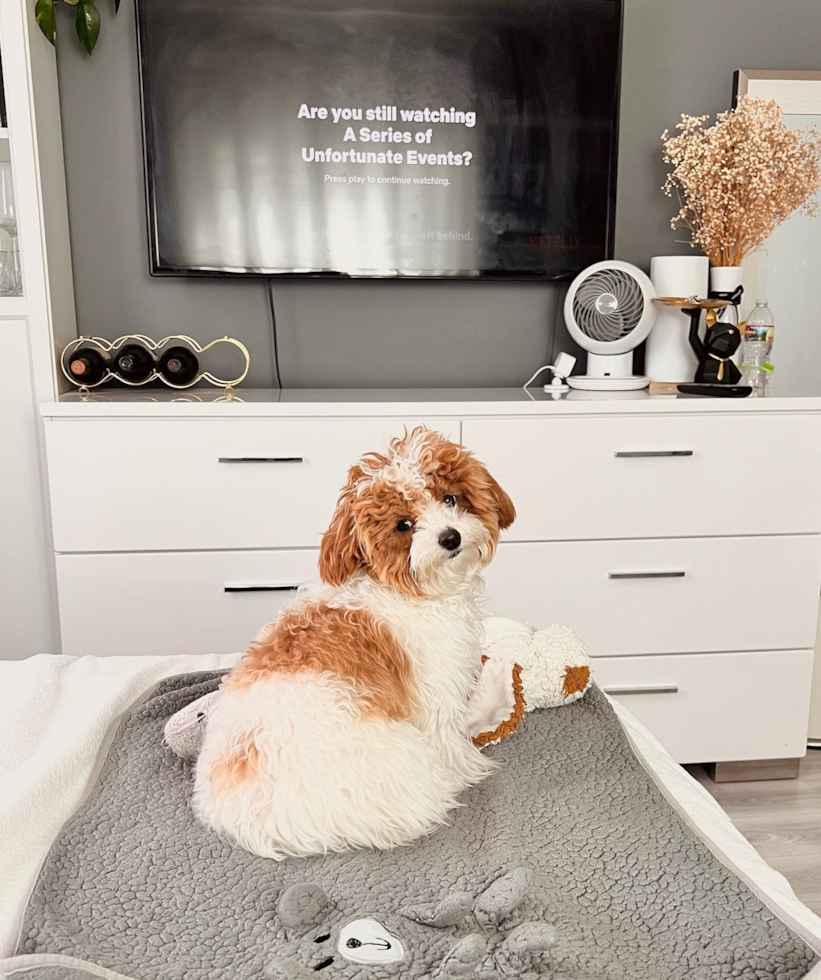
[[523, 365, 554, 390]]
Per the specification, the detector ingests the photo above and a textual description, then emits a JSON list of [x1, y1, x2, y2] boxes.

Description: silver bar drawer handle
[[614, 450, 693, 458], [218, 456, 304, 463], [224, 584, 300, 593], [608, 570, 686, 580], [604, 684, 679, 696]]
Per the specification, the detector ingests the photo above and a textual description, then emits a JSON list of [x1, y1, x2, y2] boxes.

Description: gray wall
[[55, 0, 821, 388]]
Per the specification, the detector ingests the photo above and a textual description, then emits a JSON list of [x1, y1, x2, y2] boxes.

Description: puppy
[[193, 427, 515, 859]]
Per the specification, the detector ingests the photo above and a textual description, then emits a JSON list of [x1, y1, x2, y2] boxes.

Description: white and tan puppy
[[193, 428, 515, 859]]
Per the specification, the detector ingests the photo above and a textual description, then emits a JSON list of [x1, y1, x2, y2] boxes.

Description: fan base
[[567, 375, 650, 391]]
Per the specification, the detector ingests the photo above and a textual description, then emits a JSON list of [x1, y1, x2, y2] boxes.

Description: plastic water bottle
[[741, 300, 774, 393]]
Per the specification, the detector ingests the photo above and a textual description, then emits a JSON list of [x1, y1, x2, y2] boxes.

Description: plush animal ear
[[318, 466, 364, 586], [493, 922, 556, 975], [400, 891, 473, 928], [474, 868, 533, 928], [277, 883, 330, 931], [265, 959, 314, 980], [436, 934, 487, 977]]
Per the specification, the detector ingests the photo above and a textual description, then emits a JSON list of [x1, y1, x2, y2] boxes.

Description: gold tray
[[654, 296, 731, 310]]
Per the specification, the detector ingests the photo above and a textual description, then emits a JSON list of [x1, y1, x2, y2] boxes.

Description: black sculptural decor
[[654, 295, 739, 385], [689, 312, 742, 384]]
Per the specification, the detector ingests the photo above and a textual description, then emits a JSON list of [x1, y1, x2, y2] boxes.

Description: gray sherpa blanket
[[5, 673, 820, 980]]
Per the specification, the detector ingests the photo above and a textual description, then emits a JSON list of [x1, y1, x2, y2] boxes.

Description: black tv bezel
[[135, 0, 623, 281]]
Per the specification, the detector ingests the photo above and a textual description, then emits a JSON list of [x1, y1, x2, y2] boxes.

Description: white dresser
[[40, 387, 821, 775]]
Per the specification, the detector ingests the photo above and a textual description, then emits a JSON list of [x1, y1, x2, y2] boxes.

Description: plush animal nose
[[439, 528, 462, 552]]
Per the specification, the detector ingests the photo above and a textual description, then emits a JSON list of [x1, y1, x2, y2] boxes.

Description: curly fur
[[193, 428, 515, 859]]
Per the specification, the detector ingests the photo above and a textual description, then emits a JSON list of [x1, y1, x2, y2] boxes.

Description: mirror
[[735, 70, 821, 392]]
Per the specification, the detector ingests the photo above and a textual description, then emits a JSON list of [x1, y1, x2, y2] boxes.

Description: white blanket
[[2, 653, 821, 962]]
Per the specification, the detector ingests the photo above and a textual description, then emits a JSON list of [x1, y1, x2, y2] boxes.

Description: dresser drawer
[[46, 418, 458, 552], [594, 649, 814, 763], [56, 549, 320, 656], [484, 536, 821, 656], [463, 415, 821, 540]]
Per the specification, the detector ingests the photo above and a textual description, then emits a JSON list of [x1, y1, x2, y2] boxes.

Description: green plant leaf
[[75, 0, 101, 54], [35, 0, 57, 44]]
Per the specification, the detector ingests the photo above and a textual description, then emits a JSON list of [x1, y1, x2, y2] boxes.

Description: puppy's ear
[[457, 451, 516, 533], [488, 474, 516, 530], [319, 466, 364, 586], [469, 457, 515, 531]]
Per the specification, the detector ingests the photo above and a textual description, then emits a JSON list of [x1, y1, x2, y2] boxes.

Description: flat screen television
[[137, 0, 622, 279]]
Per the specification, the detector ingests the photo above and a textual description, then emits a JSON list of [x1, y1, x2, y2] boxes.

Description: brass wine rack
[[60, 334, 250, 390]]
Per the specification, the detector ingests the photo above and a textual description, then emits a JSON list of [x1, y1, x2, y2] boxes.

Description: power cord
[[267, 278, 283, 389], [522, 352, 576, 394]]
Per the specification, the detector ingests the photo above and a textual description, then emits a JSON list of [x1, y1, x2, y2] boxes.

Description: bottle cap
[[755, 298, 768, 305]]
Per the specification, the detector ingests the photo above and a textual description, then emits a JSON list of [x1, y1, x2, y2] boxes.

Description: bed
[[2, 653, 820, 979]]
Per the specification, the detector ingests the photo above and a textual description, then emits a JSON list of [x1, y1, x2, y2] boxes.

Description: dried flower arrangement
[[662, 96, 821, 267]]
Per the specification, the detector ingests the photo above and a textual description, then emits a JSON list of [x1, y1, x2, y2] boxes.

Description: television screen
[[137, 0, 622, 279]]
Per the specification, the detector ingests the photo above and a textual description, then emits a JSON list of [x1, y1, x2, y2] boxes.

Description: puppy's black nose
[[439, 528, 462, 552]]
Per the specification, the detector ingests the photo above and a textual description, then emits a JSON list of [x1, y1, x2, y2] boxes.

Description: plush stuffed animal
[[267, 868, 556, 978], [163, 618, 591, 759], [162, 690, 219, 759], [468, 617, 591, 748]]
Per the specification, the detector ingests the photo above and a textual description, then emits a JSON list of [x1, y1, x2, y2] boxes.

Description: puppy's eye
[[395, 519, 414, 533], [443, 494, 457, 507]]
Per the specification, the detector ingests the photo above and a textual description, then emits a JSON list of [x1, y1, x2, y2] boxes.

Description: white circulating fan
[[564, 260, 656, 390]]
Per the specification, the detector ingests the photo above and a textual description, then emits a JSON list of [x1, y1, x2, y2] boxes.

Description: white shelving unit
[[0, 0, 76, 657]]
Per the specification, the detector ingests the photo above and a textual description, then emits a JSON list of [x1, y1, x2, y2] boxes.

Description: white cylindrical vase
[[646, 255, 709, 382], [710, 265, 744, 367], [710, 265, 744, 295]]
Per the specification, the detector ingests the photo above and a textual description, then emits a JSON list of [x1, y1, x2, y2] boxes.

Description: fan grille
[[572, 269, 646, 343]]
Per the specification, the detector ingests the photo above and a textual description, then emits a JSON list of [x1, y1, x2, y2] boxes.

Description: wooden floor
[[686, 749, 821, 915]]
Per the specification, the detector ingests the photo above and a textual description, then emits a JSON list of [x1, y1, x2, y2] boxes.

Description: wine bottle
[[114, 343, 155, 384], [67, 347, 109, 386], [158, 346, 199, 386]]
